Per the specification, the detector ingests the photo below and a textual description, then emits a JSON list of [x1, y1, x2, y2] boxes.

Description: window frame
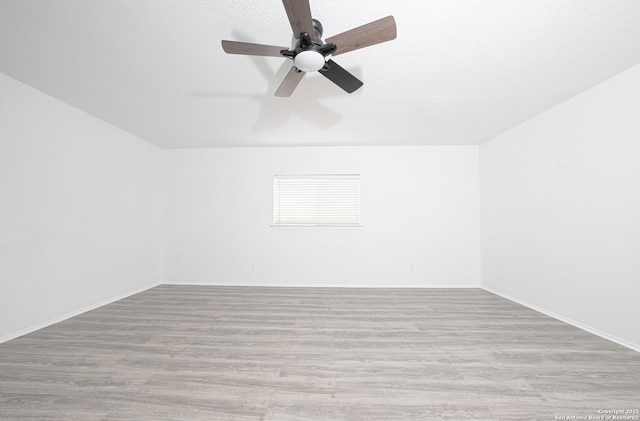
[[272, 174, 362, 228]]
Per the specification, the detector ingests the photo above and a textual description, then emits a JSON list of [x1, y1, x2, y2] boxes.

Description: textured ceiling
[[1, 0, 640, 148]]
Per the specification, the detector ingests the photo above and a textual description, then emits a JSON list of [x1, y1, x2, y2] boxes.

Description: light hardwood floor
[[1, 285, 639, 420]]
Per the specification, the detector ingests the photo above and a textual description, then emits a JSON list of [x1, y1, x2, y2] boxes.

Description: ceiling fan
[[221, 0, 397, 97]]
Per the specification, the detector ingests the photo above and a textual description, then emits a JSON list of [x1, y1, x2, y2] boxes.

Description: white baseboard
[[483, 286, 640, 353], [163, 281, 481, 289], [0, 282, 161, 344]]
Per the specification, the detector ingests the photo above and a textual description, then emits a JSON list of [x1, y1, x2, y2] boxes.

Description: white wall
[[480, 63, 640, 350], [164, 146, 480, 287], [0, 73, 163, 342]]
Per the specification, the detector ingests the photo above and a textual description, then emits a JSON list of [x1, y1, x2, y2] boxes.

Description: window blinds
[[273, 174, 361, 226]]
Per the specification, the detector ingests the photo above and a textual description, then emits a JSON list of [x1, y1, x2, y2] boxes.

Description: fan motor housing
[[289, 19, 324, 49], [311, 19, 324, 41]]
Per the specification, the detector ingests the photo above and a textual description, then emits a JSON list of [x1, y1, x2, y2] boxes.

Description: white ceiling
[[1, 0, 640, 148]]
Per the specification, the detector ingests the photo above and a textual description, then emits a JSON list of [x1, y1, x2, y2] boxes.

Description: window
[[273, 174, 361, 227]]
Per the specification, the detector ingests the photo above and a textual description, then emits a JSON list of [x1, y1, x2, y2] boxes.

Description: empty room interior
[[1, 1, 639, 420]]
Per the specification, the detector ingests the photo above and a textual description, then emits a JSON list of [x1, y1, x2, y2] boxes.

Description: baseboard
[[483, 286, 640, 353], [0, 282, 161, 344], [163, 281, 481, 289]]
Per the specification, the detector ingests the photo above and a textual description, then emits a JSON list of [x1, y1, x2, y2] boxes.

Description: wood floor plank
[[1, 285, 639, 420]]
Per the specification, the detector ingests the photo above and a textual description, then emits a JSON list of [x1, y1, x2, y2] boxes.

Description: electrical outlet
[[410, 263, 414, 271]]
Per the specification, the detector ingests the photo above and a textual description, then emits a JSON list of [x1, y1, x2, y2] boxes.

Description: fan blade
[[282, 0, 315, 41], [275, 66, 306, 97], [221, 40, 287, 57], [318, 59, 363, 93], [325, 16, 397, 56]]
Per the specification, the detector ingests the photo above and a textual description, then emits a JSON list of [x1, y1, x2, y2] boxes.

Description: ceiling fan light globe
[[294, 50, 325, 72]]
